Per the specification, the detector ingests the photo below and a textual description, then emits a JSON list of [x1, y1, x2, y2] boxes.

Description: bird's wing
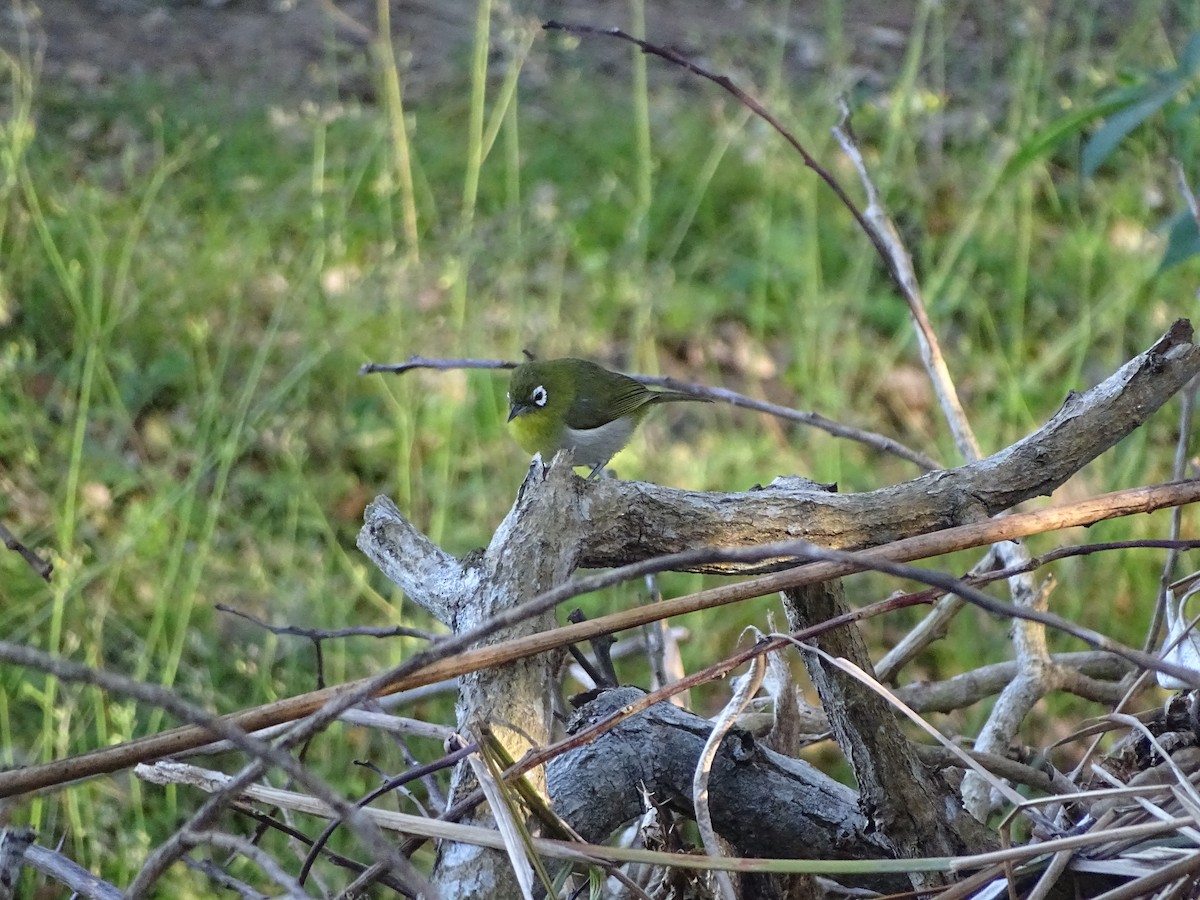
[[564, 371, 652, 429]]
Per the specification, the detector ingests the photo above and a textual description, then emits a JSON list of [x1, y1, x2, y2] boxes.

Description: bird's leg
[[586, 462, 607, 481]]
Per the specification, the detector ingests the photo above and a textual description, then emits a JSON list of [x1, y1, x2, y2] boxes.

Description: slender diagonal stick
[[1, 480, 1197, 800]]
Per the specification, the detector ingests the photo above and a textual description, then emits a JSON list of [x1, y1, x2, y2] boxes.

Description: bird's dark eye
[[532, 385, 548, 407]]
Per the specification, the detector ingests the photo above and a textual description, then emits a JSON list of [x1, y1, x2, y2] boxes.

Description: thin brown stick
[[361, 354, 939, 470], [358, 356, 515, 376], [1, 479, 1196, 800], [636, 374, 940, 469], [0, 520, 51, 581], [215, 603, 437, 642], [541, 22, 883, 269]]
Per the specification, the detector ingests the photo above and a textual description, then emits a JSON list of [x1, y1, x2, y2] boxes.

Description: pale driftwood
[[896, 650, 1130, 712], [545, 687, 906, 893], [21, 844, 122, 900], [575, 320, 1200, 573], [360, 459, 589, 897]]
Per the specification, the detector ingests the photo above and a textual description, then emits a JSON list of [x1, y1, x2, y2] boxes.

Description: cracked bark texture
[[360, 461, 589, 898], [546, 687, 908, 894], [782, 580, 995, 891]]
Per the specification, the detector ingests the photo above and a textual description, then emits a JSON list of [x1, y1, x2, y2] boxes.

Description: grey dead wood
[[0, 828, 33, 900], [737, 650, 1130, 738], [357, 322, 1200, 897], [21, 843, 123, 900], [545, 686, 907, 894], [577, 320, 1200, 574], [896, 651, 1130, 712], [360, 460, 588, 898], [782, 580, 996, 893]]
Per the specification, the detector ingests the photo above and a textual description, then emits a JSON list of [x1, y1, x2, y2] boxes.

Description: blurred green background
[[1, 0, 1198, 892]]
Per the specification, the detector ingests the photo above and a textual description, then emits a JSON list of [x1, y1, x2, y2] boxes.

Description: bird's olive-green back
[[509, 358, 659, 429]]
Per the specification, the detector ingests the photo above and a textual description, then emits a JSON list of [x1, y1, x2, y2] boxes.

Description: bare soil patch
[[3, 1, 1080, 109]]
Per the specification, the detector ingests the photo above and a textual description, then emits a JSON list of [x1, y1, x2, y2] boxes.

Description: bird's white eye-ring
[[532, 385, 548, 407]]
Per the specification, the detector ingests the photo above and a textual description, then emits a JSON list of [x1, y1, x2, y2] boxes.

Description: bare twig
[[179, 830, 309, 898], [635, 374, 940, 469], [22, 843, 122, 900], [891, 650, 1129, 717], [215, 603, 438, 642], [912, 746, 1071, 796], [566, 625, 688, 690], [694, 645, 766, 900], [832, 101, 979, 461], [181, 855, 268, 900], [297, 741, 477, 886], [163, 679, 459, 760], [229, 805, 411, 891], [565, 609, 618, 688], [1173, 158, 1200, 227], [359, 356, 515, 376], [0, 521, 51, 581], [641, 576, 690, 708], [541, 22, 887, 274], [361, 354, 940, 470], [876, 548, 998, 681], [881, 539, 1200, 681]]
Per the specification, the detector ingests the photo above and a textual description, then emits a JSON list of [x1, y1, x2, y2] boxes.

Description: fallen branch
[[1, 479, 1196, 800], [547, 686, 905, 893]]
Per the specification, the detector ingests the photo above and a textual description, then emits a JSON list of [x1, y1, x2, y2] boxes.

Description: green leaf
[[1082, 76, 1185, 176], [1003, 94, 1131, 183], [1158, 210, 1200, 272]]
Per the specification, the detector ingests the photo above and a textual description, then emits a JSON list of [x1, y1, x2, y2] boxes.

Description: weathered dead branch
[[545, 687, 905, 892], [574, 321, 1200, 573], [353, 324, 1200, 895]]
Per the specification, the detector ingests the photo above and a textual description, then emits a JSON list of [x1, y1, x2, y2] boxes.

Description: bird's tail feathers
[[648, 390, 711, 405]]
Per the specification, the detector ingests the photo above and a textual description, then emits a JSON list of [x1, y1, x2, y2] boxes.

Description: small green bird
[[506, 357, 707, 478]]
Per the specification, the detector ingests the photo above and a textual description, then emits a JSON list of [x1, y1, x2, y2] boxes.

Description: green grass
[[2, 1, 1199, 893]]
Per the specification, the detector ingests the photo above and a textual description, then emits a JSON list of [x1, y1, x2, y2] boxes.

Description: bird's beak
[[507, 401, 526, 422]]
